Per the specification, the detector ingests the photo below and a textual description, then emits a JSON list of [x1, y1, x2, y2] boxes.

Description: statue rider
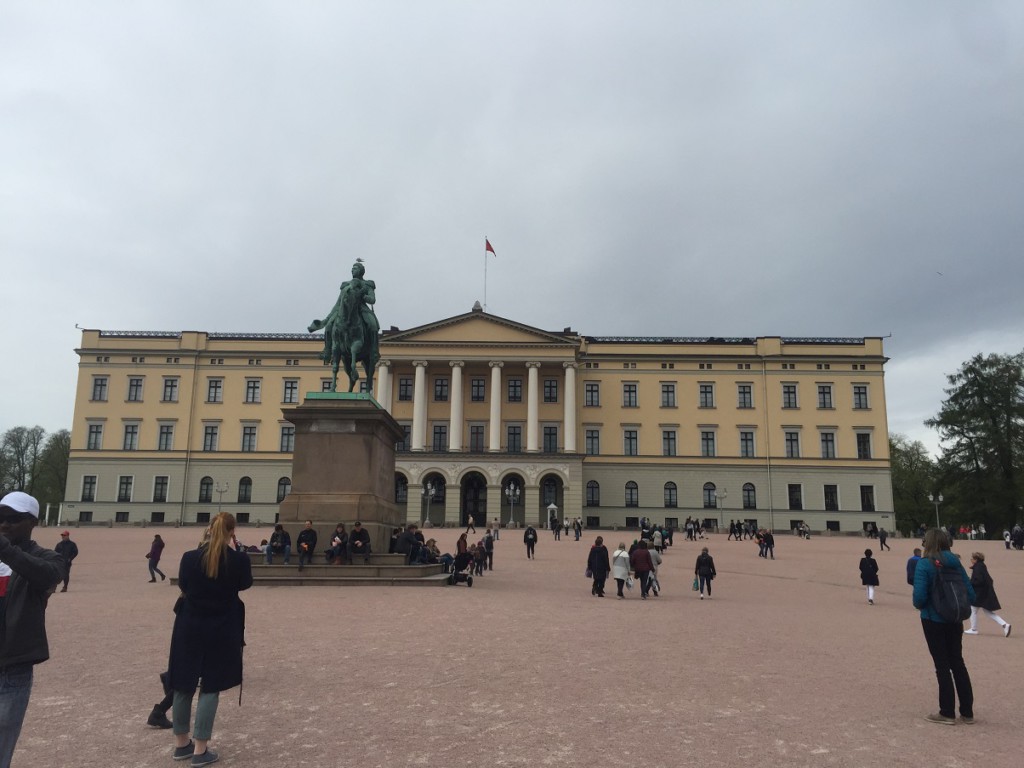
[[308, 261, 380, 391]]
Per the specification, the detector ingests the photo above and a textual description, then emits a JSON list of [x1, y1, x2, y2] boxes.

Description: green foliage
[[0, 426, 70, 509], [889, 434, 936, 533], [926, 351, 1024, 531]]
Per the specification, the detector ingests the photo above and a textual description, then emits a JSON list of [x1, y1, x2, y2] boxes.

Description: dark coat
[[695, 553, 716, 578], [168, 546, 252, 694], [148, 538, 165, 565], [0, 538, 64, 666], [587, 545, 611, 576], [859, 556, 879, 586], [629, 548, 654, 573], [969, 561, 1001, 612]]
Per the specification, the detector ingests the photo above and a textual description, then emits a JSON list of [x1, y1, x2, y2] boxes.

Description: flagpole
[[484, 237, 488, 312]]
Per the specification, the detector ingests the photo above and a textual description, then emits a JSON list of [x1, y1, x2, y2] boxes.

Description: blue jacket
[[912, 551, 975, 622]]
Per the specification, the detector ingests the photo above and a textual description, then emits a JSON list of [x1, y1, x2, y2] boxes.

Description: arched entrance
[[461, 472, 487, 528], [422, 473, 446, 527], [502, 473, 526, 527], [539, 473, 565, 528]]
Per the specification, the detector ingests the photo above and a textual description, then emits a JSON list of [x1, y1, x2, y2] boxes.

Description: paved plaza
[[13, 524, 1023, 767]]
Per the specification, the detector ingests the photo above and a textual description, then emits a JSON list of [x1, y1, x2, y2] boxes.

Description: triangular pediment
[[382, 310, 578, 348]]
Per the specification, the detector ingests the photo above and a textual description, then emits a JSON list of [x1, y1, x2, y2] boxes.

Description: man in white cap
[[0, 491, 65, 768]]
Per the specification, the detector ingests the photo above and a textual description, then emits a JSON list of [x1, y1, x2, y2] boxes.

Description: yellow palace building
[[64, 303, 895, 533]]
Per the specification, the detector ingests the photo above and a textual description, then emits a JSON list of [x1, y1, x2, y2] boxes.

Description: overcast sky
[[2, 2, 1022, 457]]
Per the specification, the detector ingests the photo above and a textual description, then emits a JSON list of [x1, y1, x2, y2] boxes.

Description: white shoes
[[1004, 623, 1012, 638], [964, 629, 979, 635]]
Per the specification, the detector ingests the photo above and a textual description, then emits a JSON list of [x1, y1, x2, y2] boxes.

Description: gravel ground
[[12, 525, 1023, 768]]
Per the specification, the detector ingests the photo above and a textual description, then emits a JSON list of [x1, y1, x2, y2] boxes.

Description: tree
[[1, 425, 46, 494], [33, 429, 71, 509], [889, 433, 936, 533], [926, 351, 1024, 531]]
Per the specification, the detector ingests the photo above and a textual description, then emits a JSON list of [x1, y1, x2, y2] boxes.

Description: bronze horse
[[308, 268, 380, 393]]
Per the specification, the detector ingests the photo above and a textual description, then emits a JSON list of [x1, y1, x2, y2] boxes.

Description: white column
[[489, 361, 503, 451], [376, 360, 392, 412], [449, 361, 464, 451], [411, 361, 428, 451], [526, 362, 540, 452], [563, 362, 577, 453]]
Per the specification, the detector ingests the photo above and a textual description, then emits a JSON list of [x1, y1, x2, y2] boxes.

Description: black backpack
[[930, 559, 971, 623]]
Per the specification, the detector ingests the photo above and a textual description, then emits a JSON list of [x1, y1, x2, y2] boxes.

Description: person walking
[[523, 525, 537, 559], [167, 512, 253, 765], [906, 548, 922, 586], [629, 540, 655, 600], [147, 534, 167, 582], [879, 528, 891, 551], [588, 536, 611, 597], [695, 546, 717, 599], [860, 548, 880, 605], [611, 542, 630, 599], [465, 515, 476, 534], [912, 529, 975, 725], [965, 552, 1011, 637], [54, 530, 79, 592]]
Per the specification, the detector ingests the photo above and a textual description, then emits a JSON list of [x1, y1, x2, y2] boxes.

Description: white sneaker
[[1004, 623, 1012, 638], [964, 629, 979, 635]]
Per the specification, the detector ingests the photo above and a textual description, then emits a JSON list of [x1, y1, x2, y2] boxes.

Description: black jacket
[[859, 557, 879, 586], [54, 538, 79, 565], [296, 529, 318, 554], [969, 561, 1001, 612], [695, 553, 716, 578], [587, 545, 611, 576], [0, 536, 65, 667]]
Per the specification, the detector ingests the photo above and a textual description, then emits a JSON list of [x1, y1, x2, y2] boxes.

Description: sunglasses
[[0, 512, 34, 525]]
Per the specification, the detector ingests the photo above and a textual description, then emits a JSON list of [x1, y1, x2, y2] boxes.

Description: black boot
[[147, 705, 173, 729]]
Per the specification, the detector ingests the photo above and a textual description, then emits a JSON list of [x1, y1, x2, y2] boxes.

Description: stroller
[[448, 551, 475, 587]]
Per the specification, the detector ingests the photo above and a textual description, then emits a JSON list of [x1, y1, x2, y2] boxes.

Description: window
[[737, 384, 753, 409], [153, 476, 168, 503], [585, 429, 600, 456], [622, 383, 638, 407], [703, 482, 717, 509], [824, 484, 839, 511], [662, 430, 677, 457], [283, 379, 299, 404], [469, 425, 485, 452], [584, 382, 600, 407], [785, 431, 800, 458], [91, 377, 108, 401], [586, 480, 601, 507], [117, 476, 133, 502], [396, 424, 411, 452], [740, 431, 755, 458], [853, 384, 869, 410], [507, 378, 522, 402], [471, 378, 486, 402], [699, 383, 715, 408], [820, 432, 836, 459], [434, 377, 449, 402], [241, 426, 257, 452], [81, 475, 97, 502], [624, 429, 638, 456], [162, 377, 179, 402], [542, 478, 558, 505], [127, 377, 144, 402], [158, 424, 174, 451], [198, 476, 213, 503], [860, 485, 875, 512], [280, 425, 295, 453], [277, 477, 292, 503], [661, 383, 676, 407], [664, 482, 678, 508], [742, 483, 756, 509], [700, 431, 716, 457], [115, 510, 129, 523], [857, 433, 872, 459], [202, 425, 218, 452], [123, 424, 139, 451], [398, 377, 413, 401], [320, 379, 333, 393], [237, 477, 252, 503], [432, 424, 448, 451], [625, 481, 639, 507], [544, 379, 558, 403], [507, 425, 522, 453], [87, 424, 103, 450], [782, 383, 798, 409], [207, 378, 223, 403], [394, 475, 408, 504], [788, 484, 803, 510], [245, 379, 261, 403], [543, 426, 558, 452], [78, 510, 93, 523], [817, 384, 833, 409]]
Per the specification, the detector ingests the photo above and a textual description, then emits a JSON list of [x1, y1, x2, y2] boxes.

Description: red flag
[[485, 238, 496, 256]]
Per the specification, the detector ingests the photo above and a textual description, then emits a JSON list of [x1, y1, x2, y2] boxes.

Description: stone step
[[249, 551, 406, 566], [252, 563, 445, 579], [251, 573, 453, 587]]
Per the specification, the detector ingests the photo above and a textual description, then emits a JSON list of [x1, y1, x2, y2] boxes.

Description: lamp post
[[215, 482, 229, 514], [715, 488, 728, 533], [505, 481, 520, 528], [928, 493, 943, 529], [421, 482, 435, 526]]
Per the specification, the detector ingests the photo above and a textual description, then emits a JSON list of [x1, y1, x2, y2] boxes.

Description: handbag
[[626, 576, 634, 590], [585, 568, 593, 578], [692, 577, 699, 591]]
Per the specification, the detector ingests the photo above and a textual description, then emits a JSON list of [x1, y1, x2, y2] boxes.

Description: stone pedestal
[[278, 393, 403, 558]]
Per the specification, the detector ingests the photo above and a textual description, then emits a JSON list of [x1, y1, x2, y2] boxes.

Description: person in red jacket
[[629, 540, 655, 599]]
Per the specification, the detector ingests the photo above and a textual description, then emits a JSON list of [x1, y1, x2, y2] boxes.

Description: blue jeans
[[266, 545, 291, 564], [0, 664, 34, 768]]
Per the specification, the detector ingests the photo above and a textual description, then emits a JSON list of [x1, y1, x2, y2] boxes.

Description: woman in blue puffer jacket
[[912, 528, 976, 725]]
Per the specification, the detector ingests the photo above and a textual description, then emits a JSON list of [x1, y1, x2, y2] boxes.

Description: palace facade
[[64, 304, 895, 532]]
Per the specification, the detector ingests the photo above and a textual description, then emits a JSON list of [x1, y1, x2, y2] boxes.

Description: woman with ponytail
[[167, 513, 253, 765]]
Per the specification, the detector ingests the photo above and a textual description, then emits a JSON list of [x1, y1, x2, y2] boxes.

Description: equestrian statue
[[308, 260, 380, 393]]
